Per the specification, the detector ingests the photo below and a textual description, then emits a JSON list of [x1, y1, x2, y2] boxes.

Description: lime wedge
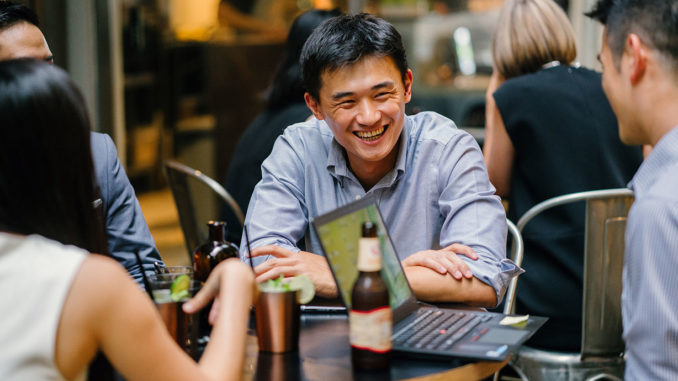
[[287, 275, 315, 304], [170, 274, 190, 302]]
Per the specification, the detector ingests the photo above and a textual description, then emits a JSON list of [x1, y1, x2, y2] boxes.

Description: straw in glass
[[244, 225, 255, 271], [134, 252, 155, 301]]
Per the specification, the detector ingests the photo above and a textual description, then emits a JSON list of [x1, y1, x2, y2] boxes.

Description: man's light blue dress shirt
[[623, 125, 678, 380], [241, 111, 521, 303]]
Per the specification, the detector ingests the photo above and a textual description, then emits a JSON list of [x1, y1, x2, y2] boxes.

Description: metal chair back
[[580, 192, 632, 359], [503, 218, 524, 315], [503, 188, 633, 380], [164, 160, 245, 257]]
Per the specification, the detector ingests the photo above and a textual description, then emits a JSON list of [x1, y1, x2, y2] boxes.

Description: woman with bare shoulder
[[0, 58, 254, 381]]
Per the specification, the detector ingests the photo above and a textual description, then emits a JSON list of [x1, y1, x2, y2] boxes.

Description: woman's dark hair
[[301, 13, 408, 102], [0, 59, 107, 254], [267, 8, 341, 109]]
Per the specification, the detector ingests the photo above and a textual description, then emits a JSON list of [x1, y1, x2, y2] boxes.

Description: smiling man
[[243, 13, 519, 307]]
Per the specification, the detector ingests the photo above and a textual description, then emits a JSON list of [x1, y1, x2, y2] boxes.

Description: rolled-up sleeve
[[437, 132, 523, 305]]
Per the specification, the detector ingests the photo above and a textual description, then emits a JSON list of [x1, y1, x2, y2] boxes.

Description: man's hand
[[402, 243, 478, 280], [249, 245, 338, 298]]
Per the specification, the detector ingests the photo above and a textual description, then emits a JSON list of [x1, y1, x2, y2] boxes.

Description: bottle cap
[[362, 221, 377, 237]]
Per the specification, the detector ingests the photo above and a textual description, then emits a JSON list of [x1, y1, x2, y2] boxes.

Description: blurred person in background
[[0, 0, 164, 288], [0, 58, 254, 381], [218, 0, 287, 39], [222, 8, 341, 242], [483, 0, 642, 351], [588, 0, 678, 378]]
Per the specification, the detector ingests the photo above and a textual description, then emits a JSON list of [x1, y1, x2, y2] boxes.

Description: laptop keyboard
[[392, 309, 492, 351]]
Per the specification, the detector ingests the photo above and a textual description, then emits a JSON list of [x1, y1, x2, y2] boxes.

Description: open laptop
[[310, 195, 546, 361]]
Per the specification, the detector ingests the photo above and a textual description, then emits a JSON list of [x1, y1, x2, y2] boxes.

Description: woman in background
[[483, 0, 642, 351], [223, 8, 341, 242], [0, 58, 253, 380]]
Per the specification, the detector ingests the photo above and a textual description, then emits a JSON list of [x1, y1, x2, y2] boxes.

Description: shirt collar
[[628, 125, 678, 196], [326, 116, 410, 188]]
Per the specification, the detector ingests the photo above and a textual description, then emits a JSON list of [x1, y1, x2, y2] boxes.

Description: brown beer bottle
[[193, 221, 239, 282], [350, 221, 391, 370]]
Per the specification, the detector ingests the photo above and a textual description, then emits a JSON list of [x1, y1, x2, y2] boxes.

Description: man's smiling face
[[305, 55, 412, 185]]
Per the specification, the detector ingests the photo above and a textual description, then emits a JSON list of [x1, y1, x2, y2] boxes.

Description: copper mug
[[255, 290, 300, 353]]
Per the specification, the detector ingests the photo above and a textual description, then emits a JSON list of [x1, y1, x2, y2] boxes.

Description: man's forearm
[[403, 266, 497, 307]]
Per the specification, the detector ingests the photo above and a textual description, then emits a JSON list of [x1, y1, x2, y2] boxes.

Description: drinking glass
[[255, 289, 300, 353], [163, 265, 194, 275], [149, 275, 200, 358]]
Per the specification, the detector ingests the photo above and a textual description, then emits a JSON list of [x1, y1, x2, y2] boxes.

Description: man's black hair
[[300, 13, 408, 101], [0, 1, 40, 30], [586, 0, 678, 71]]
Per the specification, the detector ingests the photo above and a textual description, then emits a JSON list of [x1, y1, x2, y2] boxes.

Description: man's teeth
[[355, 126, 385, 140]]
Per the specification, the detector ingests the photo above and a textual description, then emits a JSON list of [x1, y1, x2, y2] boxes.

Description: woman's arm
[[55, 256, 254, 381], [483, 71, 515, 198], [184, 259, 255, 377]]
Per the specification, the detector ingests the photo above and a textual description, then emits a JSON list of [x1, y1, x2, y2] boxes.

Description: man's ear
[[403, 69, 413, 103], [627, 33, 647, 84], [304, 92, 325, 120]]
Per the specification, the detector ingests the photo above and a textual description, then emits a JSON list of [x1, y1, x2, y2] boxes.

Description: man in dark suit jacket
[[0, 1, 163, 286], [90, 133, 163, 285]]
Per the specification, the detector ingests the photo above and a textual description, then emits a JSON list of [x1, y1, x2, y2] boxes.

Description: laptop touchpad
[[477, 328, 528, 345]]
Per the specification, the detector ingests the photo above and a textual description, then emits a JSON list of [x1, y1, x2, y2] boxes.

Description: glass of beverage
[[149, 274, 201, 358], [254, 275, 314, 353], [255, 289, 300, 353], [164, 265, 194, 275]]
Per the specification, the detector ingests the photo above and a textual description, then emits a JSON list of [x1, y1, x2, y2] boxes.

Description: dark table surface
[[243, 312, 508, 381]]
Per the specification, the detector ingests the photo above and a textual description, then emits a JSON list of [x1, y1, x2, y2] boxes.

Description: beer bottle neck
[[357, 237, 381, 272]]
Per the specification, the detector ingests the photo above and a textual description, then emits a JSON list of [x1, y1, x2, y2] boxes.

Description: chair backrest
[[164, 160, 245, 257], [503, 218, 524, 315], [504, 188, 634, 359]]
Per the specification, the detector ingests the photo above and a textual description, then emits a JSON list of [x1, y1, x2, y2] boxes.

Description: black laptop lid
[[311, 195, 420, 322]]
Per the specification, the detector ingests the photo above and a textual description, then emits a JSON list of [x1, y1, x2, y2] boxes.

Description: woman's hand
[[182, 259, 255, 320]]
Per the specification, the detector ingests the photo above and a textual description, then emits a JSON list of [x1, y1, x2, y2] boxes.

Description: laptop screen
[[312, 196, 413, 311]]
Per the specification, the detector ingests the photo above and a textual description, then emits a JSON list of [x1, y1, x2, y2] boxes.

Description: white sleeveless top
[[0, 233, 87, 381]]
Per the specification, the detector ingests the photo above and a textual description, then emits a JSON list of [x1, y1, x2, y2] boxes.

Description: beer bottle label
[[357, 238, 381, 272], [349, 306, 392, 352]]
